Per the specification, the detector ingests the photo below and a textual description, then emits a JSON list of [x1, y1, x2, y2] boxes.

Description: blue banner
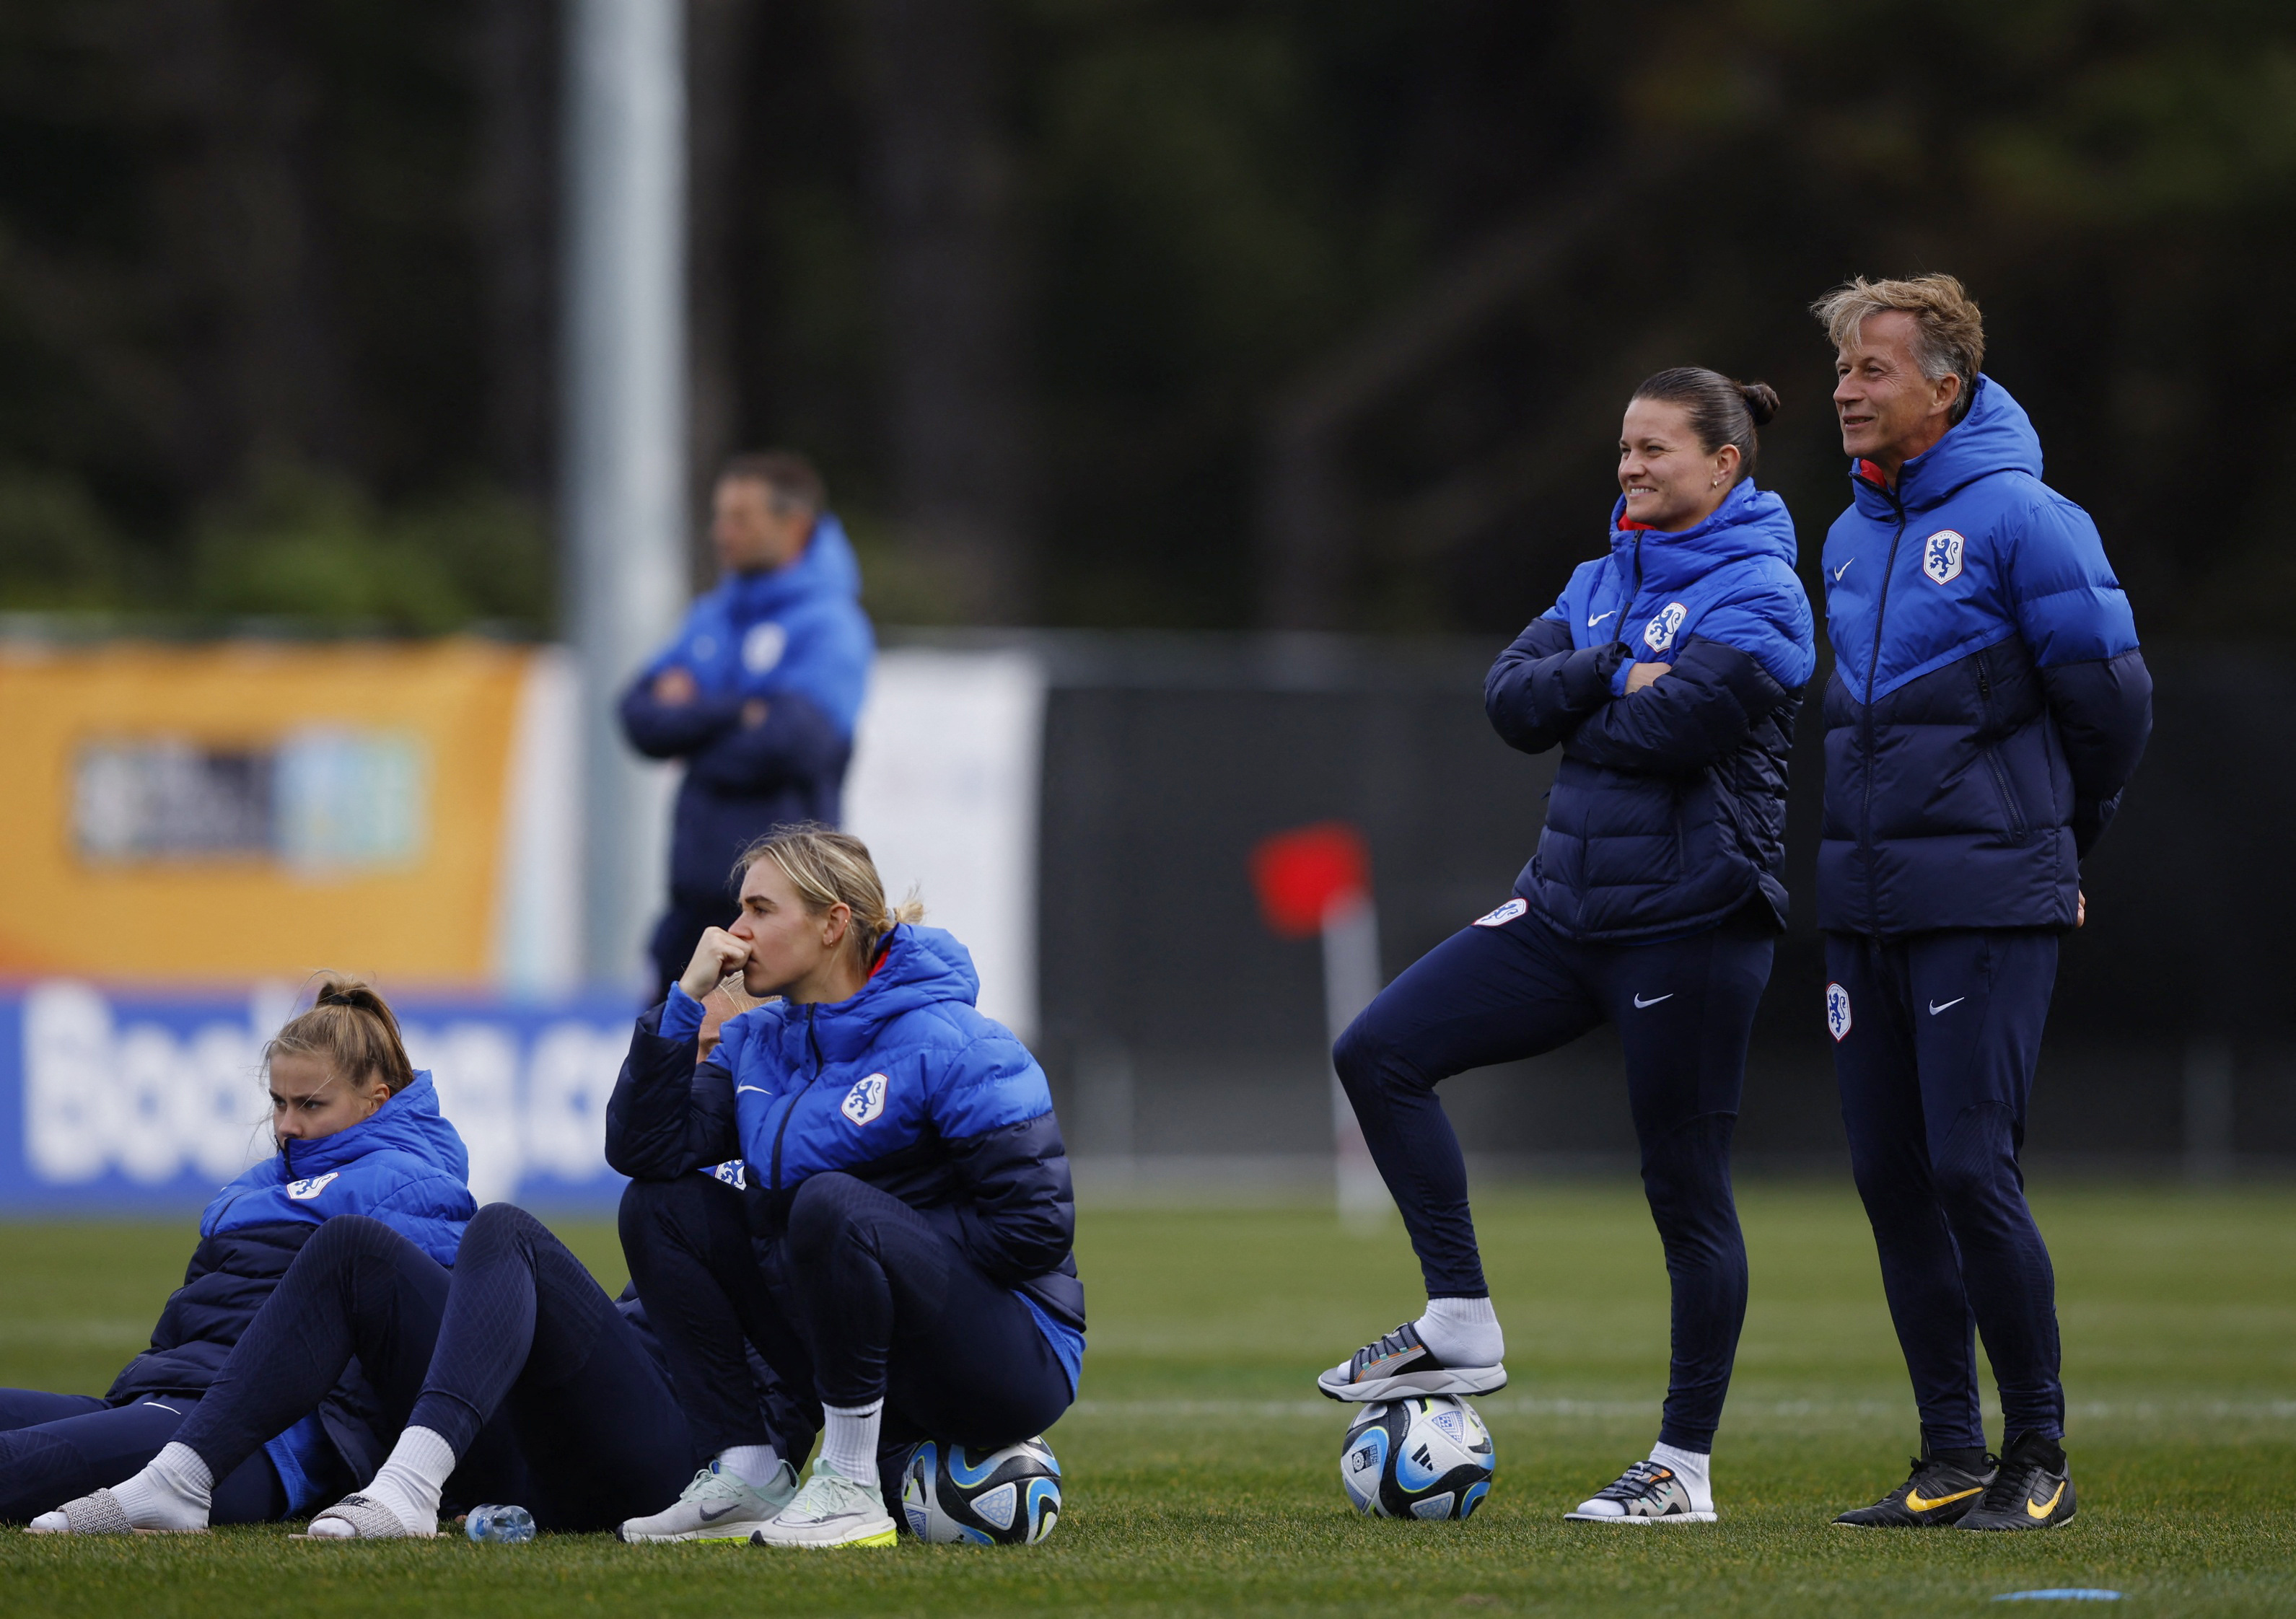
[[0, 981, 641, 1213]]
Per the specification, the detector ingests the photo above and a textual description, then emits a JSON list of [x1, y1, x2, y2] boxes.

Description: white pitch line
[[1064, 1396, 2296, 1423]]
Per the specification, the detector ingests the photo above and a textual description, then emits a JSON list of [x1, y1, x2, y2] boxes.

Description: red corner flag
[[1250, 822, 1370, 938]]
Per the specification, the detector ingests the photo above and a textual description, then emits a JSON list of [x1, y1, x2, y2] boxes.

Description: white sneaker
[[747, 1459, 897, 1549], [1316, 1321, 1507, 1403], [1564, 1459, 1716, 1524], [617, 1460, 799, 1543]]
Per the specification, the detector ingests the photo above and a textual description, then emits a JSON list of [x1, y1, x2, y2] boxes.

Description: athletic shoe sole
[[748, 1522, 898, 1549], [1316, 1365, 1508, 1403], [1562, 1510, 1717, 1524], [616, 1519, 776, 1543]]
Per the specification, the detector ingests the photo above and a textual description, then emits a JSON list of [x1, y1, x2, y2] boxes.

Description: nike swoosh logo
[[1832, 558, 1854, 581], [698, 1505, 740, 1522], [1633, 993, 1673, 1009], [736, 1085, 774, 1097], [2026, 1480, 2066, 1519], [1905, 1484, 1981, 1512], [1927, 998, 1965, 1015], [1356, 1348, 1421, 1376], [1587, 611, 1616, 628]]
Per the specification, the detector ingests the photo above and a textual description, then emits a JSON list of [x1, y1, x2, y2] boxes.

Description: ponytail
[[265, 974, 417, 1095]]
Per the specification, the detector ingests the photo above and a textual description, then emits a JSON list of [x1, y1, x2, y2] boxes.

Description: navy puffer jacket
[[608, 925, 1083, 1344], [1818, 376, 2152, 934], [1486, 480, 1817, 940], [106, 1072, 474, 1503], [619, 516, 875, 906]]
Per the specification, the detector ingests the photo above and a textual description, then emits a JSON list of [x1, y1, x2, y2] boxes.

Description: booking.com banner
[[0, 982, 639, 1214]]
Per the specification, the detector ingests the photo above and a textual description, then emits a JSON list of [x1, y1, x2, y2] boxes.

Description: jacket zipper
[[1861, 479, 1910, 932], [768, 1005, 825, 1193], [1618, 533, 1644, 654], [1973, 654, 2028, 838]]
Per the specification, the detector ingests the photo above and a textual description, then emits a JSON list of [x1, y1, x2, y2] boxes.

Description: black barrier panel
[[1001, 632, 2292, 1170]]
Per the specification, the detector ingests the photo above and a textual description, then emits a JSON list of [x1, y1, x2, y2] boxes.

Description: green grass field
[[1, 1183, 2290, 1616]]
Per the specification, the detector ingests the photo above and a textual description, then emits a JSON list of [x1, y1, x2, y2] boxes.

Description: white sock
[[1651, 1440, 1713, 1513], [819, 1401, 883, 1488], [1416, 1296, 1504, 1366], [105, 1441, 214, 1531], [716, 1444, 781, 1488], [313, 1425, 455, 1537]]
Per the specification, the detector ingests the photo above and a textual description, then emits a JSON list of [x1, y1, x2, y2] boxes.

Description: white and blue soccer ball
[[1339, 1395, 1494, 1519], [901, 1436, 1062, 1545]]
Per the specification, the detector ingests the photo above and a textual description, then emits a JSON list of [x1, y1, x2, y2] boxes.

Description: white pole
[[1321, 895, 1389, 1230], [564, 0, 689, 989]]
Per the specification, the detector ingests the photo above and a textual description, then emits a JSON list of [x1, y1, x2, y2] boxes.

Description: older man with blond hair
[[1809, 276, 2151, 1532]]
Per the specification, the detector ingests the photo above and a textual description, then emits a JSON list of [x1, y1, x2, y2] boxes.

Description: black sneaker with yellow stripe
[[1958, 1431, 2075, 1531], [1831, 1446, 1996, 1527]]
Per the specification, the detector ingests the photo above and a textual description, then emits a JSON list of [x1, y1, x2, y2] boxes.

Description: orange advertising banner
[[0, 638, 537, 986]]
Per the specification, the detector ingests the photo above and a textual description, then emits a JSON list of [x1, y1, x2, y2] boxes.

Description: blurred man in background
[[620, 452, 874, 1000]]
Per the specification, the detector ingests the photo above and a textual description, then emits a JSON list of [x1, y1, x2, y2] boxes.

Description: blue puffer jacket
[[105, 1072, 474, 1503], [1818, 376, 2152, 934], [1485, 480, 1817, 939], [606, 926, 1085, 1346], [619, 515, 876, 904]]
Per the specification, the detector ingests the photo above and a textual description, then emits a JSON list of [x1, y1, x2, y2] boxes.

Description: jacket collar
[[278, 1070, 470, 1184], [755, 924, 982, 1063], [717, 512, 863, 619], [1606, 478, 1800, 594], [1849, 374, 2041, 517]]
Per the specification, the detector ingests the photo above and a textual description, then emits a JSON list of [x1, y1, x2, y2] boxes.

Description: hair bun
[[1738, 381, 1780, 426]]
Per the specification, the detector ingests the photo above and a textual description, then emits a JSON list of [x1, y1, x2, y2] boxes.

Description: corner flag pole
[[1250, 822, 1391, 1229]]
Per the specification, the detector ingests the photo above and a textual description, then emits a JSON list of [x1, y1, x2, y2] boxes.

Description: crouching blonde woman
[[609, 826, 1085, 1548]]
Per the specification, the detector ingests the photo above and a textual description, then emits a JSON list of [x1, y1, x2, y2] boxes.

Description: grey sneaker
[[1564, 1459, 1716, 1524], [617, 1459, 799, 1543], [1316, 1321, 1507, 1403], [748, 1459, 897, 1548]]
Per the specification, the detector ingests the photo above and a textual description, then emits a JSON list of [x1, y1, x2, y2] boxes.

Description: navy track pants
[[1826, 928, 2064, 1451], [0, 1390, 284, 1524], [1334, 902, 1773, 1453], [620, 1172, 1072, 1455], [173, 1206, 701, 1530]]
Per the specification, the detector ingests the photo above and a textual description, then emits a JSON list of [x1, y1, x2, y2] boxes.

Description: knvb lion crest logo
[[1642, 601, 1689, 654], [841, 1072, 889, 1128], [1922, 529, 1965, 586], [1473, 898, 1528, 929], [742, 620, 789, 674], [1825, 983, 1854, 1043]]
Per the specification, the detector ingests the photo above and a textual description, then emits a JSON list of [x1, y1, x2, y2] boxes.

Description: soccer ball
[[1339, 1396, 1494, 1519], [901, 1436, 1062, 1545]]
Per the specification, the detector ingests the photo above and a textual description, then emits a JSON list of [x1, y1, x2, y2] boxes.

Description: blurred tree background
[[0, 0, 2287, 636]]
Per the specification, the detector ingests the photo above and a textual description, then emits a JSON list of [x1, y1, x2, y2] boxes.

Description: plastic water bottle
[[465, 1504, 535, 1543]]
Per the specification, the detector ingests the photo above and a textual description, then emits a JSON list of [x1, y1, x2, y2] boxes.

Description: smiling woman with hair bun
[[1314, 366, 1816, 1528]]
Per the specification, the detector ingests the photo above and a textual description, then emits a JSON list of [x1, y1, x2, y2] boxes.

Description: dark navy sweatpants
[[0, 1390, 284, 1524], [621, 1172, 1072, 1457], [1826, 928, 2064, 1452], [174, 1206, 701, 1531], [1334, 901, 1773, 1453]]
